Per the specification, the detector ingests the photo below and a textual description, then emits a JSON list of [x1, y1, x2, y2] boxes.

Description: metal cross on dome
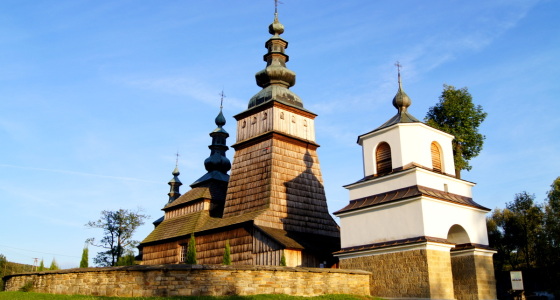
[[274, 0, 284, 14], [219, 90, 226, 109], [395, 61, 402, 75]]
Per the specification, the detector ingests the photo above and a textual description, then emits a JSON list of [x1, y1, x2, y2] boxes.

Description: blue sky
[[1, 0, 558, 268]]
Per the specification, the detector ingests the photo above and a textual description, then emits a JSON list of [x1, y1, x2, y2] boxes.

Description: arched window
[[431, 142, 442, 172], [376, 142, 392, 175]]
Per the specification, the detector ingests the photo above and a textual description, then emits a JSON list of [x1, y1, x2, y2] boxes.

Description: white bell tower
[[335, 65, 497, 300]]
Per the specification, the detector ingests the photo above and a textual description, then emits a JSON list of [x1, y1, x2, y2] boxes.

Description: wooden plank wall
[[165, 201, 206, 219], [142, 227, 254, 265], [253, 228, 282, 266], [235, 106, 316, 145]]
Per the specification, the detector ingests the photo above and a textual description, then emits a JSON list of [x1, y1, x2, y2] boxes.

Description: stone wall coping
[[3, 264, 371, 280]]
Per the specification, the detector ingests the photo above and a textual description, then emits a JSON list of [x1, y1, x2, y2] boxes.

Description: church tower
[[222, 12, 339, 240], [334, 68, 497, 299], [139, 10, 339, 267]]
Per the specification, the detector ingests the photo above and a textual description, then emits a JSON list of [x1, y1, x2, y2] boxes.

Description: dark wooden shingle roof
[[334, 184, 489, 215]]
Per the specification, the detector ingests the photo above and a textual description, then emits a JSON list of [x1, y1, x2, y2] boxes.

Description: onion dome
[[393, 72, 412, 113], [371, 64, 420, 132], [248, 12, 303, 109]]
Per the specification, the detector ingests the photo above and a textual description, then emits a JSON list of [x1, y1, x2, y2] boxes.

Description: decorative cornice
[[235, 99, 317, 121]]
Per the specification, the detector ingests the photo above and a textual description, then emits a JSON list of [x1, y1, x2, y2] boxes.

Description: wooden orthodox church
[[138, 12, 340, 267]]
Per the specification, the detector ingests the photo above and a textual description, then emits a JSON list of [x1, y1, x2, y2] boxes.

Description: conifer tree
[[185, 234, 197, 264], [49, 258, 59, 270], [37, 259, 45, 271], [80, 246, 89, 268], [280, 252, 287, 266], [222, 239, 231, 265]]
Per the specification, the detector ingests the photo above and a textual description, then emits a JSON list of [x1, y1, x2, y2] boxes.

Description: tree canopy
[[487, 178, 560, 296], [425, 84, 487, 178], [86, 208, 148, 267], [488, 177, 560, 292]]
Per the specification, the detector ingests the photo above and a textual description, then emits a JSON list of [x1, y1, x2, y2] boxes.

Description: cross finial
[[395, 61, 402, 85], [175, 151, 180, 167], [274, 0, 283, 15], [219, 90, 226, 109]]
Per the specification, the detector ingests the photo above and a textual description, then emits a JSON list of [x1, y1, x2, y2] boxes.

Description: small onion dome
[[215, 109, 226, 127], [392, 76, 412, 113], [171, 166, 180, 177], [269, 13, 284, 36]]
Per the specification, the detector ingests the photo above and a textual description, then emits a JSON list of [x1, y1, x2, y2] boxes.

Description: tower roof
[[191, 107, 231, 187], [360, 64, 421, 138], [248, 12, 303, 109]]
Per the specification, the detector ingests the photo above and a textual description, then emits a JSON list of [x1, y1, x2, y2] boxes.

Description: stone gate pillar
[[451, 246, 497, 300]]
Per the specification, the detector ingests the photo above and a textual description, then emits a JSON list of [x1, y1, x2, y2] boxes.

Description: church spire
[[167, 154, 182, 203], [248, 8, 302, 109], [191, 95, 231, 187]]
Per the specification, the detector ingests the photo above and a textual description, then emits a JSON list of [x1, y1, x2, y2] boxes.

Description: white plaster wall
[[337, 196, 490, 248], [347, 168, 474, 200], [398, 124, 455, 175], [338, 199, 426, 248], [235, 107, 315, 143], [421, 198, 489, 245], [359, 123, 455, 177]]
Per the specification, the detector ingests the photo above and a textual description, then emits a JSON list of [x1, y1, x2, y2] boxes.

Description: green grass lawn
[[0, 292, 380, 300]]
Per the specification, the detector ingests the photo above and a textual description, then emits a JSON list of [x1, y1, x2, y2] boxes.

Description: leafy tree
[[37, 259, 45, 271], [185, 234, 197, 264], [425, 84, 487, 178], [49, 258, 59, 270], [115, 251, 136, 266], [86, 208, 148, 267], [544, 177, 560, 261], [506, 192, 545, 268], [488, 192, 544, 270], [222, 239, 231, 265], [79, 245, 89, 268]]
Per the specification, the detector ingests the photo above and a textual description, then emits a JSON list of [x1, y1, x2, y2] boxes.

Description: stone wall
[[451, 249, 497, 300], [339, 248, 457, 299], [2, 264, 370, 297], [340, 249, 432, 298]]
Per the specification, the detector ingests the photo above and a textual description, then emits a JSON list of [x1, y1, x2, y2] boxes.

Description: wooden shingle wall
[[223, 139, 273, 217], [256, 138, 339, 236], [142, 241, 180, 265], [196, 227, 253, 265]]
